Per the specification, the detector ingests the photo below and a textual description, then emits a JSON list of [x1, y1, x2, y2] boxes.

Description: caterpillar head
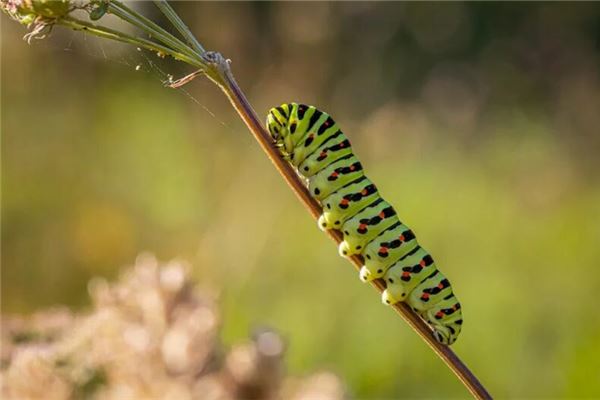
[[267, 112, 284, 142], [267, 104, 292, 142]]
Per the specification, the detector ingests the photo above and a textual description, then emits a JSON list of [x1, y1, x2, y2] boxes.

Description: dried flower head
[[1, 0, 71, 23], [1, 0, 73, 42]]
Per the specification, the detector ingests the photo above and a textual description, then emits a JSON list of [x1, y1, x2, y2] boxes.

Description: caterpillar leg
[[317, 214, 329, 232], [381, 287, 405, 305], [338, 241, 353, 258], [359, 266, 372, 282]]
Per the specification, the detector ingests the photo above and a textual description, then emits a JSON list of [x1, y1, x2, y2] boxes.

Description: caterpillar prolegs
[[267, 103, 463, 345]]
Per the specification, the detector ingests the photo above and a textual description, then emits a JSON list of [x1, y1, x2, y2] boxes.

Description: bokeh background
[[3, 2, 600, 398]]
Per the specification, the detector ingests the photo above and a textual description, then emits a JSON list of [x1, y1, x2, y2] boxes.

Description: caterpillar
[[266, 103, 463, 345]]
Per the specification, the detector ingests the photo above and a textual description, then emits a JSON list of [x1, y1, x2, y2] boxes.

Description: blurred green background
[[2, 2, 600, 398]]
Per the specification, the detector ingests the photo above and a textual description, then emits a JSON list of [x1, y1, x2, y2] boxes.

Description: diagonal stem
[[199, 52, 493, 400]]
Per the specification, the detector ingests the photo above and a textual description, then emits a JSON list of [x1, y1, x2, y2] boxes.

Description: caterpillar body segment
[[318, 177, 379, 231], [266, 103, 463, 345], [360, 222, 419, 282], [382, 246, 437, 302], [298, 132, 353, 177], [338, 199, 399, 257], [407, 269, 453, 311], [308, 155, 364, 201], [288, 120, 342, 167]]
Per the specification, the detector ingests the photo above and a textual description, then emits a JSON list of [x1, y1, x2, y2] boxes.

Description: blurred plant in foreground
[[1, 254, 345, 399]]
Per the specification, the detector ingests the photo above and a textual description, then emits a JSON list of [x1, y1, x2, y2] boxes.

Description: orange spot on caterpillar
[[379, 211, 385, 218], [340, 199, 349, 206], [399, 235, 405, 241], [361, 189, 368, 195], [420, 260, 426, 267], [379, 247, 388, 254]]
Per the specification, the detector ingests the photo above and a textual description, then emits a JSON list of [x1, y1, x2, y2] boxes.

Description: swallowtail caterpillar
[[267, 103, 462, 345]]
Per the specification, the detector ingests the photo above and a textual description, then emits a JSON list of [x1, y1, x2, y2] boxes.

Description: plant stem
[[108, 1, 200, 63], [58, 16, 204, 68], [199, 52, 492, 400], [152, 0, 205, 55]]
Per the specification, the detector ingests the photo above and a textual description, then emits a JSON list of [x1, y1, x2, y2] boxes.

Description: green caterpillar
[[267, 103, 463, 345]]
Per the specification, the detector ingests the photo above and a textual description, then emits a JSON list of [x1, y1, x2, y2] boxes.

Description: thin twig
[[58, 16, 204, 68], [152, 0, 205, 55], [108, 1, 200, 62], [199, 52, 492, 400]]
